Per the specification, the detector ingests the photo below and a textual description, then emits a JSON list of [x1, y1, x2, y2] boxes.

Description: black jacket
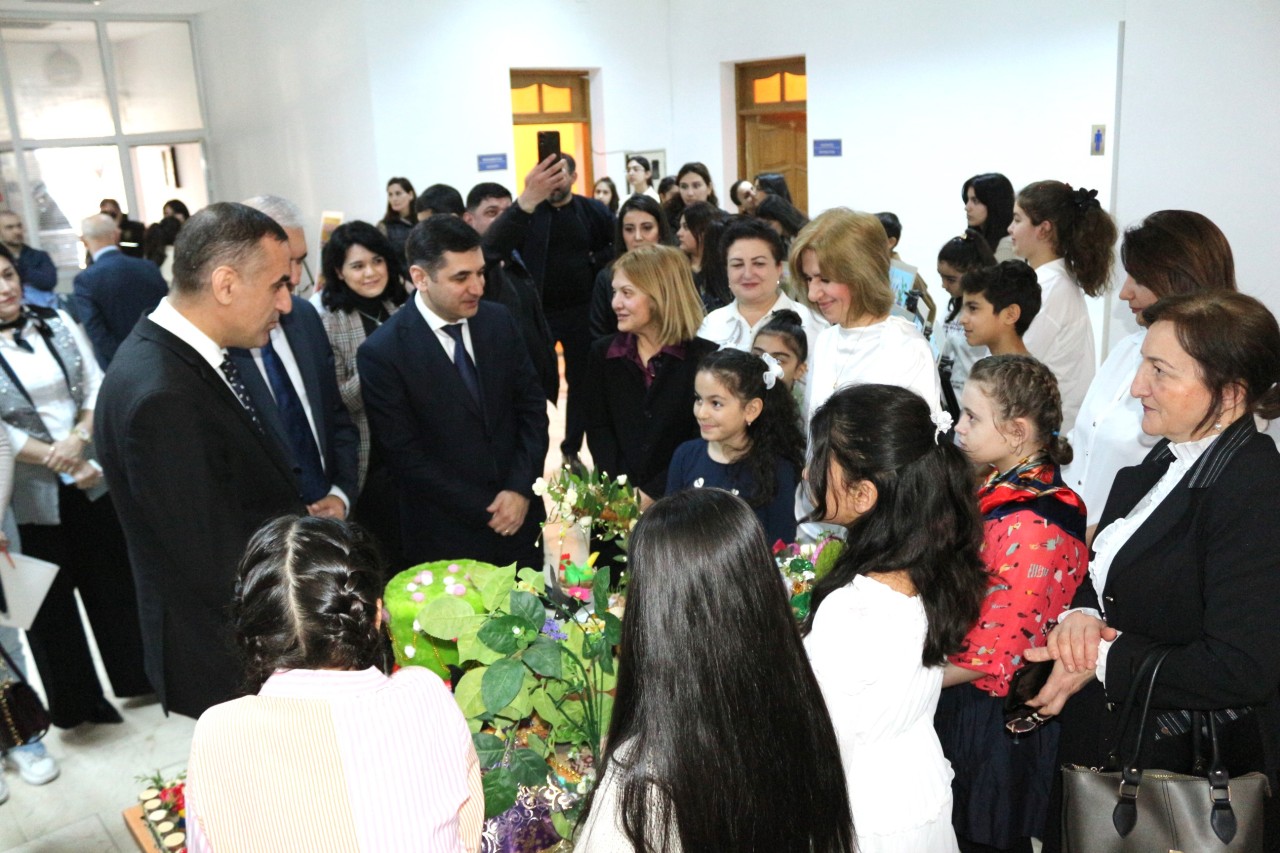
[[484, 250, 559, 402], [484, 194, 614, 304]]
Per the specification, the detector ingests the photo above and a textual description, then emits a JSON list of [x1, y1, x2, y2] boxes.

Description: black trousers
[[20, 485, 151, 728], [544, 302, 591, 456]]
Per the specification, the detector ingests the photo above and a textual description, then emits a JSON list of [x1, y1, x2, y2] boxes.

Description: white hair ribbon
[[931, 410, 954, 444], [760, 352, 785, 390]]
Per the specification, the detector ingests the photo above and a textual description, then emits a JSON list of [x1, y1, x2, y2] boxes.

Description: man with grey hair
[[95, 201, 305, 718], [0, 210, 57, 309], [230, 194, 358, 525], [70, 213, 168, 368]]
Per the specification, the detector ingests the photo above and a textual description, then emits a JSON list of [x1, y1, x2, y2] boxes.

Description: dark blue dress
[[666, 439, 798, 544]]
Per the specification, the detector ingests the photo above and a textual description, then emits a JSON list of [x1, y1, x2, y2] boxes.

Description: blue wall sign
[[813, 139, 842, 157], [477, 153, 508, 172]]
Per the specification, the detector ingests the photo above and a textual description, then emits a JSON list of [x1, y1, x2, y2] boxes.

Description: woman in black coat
[[1025, 291, 1280, 852], [585, 243, 713, 509]]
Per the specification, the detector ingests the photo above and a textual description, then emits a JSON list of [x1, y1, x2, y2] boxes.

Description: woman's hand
[[71, 461, 103, 491], [1024, 660, 1097, 717], [1024, 611, 1114, 673], [44, 434, 86, 475]]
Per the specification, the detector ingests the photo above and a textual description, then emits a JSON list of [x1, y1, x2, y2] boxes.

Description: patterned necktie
[[260, 339, 329, 503], [442, 323, 483, 408], [219, 355, 262, 433]]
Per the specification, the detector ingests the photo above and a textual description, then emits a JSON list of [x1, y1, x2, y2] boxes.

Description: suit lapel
[[1098, 450, 1183, 597]]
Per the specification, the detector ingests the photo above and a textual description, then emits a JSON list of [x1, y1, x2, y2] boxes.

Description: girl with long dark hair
[[1009, 181, 1117, 432], [939, 355, 1088, 853], [962, 173, 1015, 261], [378, 177, 416, 265], [803, 383, 987, 852], [676, 202, 731, 312], [666, 348, 805, 543], [576, 489, 855, 852], [664, 161, 719, 230]]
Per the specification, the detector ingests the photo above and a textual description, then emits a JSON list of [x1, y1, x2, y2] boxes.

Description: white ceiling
[[0, 0, 236, 14]]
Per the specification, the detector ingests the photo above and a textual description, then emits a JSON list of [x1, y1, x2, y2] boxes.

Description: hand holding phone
[[537, 130, 561, 164]]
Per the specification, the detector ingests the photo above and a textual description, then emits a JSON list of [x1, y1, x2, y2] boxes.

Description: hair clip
[[1073, 187, 1100, 211], [759, 352, 785, 390], [930, 410, 954, 444]]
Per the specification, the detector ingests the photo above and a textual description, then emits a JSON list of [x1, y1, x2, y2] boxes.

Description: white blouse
[[805, 315, 941, 426], [805, 575, 957, 849], [935, 311, 988, 407], [697, 290, 828, 362], [1, 310, 103, 453], [1061, 330, 1159, 526], [1022, 258, 1095, 434]]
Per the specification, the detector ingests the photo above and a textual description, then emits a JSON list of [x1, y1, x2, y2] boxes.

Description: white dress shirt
[[1061, 329, 1159, 526], [148, 297, 236, 396], [415, 291, 476, 364], [697, 290, 828, 363], [1023, 258, 1096, 433]]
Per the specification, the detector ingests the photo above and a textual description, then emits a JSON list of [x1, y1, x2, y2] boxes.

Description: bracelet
[[72, 426, 91, 443]]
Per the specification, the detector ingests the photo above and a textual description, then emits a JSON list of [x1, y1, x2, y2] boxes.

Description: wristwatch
[[72, 425, 91, 443]]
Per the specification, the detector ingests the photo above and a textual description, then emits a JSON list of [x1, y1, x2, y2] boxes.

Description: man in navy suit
[[359, 215, 548, 568], [0, 210, 58, 309], [229, 195, 358, 520], [71, 213, 169, 368]]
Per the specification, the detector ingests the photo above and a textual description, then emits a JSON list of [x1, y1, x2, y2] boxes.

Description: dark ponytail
[[232, 516, 391, 694], [1017, 180, 1117, 296], [968, 355, 1073, 465], [754, 308, 808, 363], [698, 349, 804, 508], [802, 385, 986, 665]]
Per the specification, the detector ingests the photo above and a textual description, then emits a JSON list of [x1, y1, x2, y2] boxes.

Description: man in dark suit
[[359, 215, 549, 568], [95, 202, 305, 718], [71, 213, 169, 368], [96, 198, 146, 259], [0, 210, 58, 309], [229, 195, 359, 521]]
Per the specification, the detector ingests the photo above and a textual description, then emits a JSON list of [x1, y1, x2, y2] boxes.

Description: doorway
[[510, 70, 592, 196], [736, 58, 808, 215]]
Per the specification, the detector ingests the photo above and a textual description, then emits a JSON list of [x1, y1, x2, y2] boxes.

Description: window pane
[[784, 72, 807, 102], [107, 21, 203, 134], [1, 21, 114, 139], [3, 147, 126, 278], [753, 73, 782, 105], [130, 142, 208, 225], [511, 84, 539, 114], [540, 84, 573, 113]]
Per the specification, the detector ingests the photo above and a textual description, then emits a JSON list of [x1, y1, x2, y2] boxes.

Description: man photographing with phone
[[485, 152, 615, 473]]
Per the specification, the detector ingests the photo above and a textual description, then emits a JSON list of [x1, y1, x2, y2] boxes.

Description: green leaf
[[520, 637, 564, 679], [482, 767, 518, 819], [472, 732, 506, 769], [592, 565, 612, 616], [479, 563, 517, 612], [531, 688, 566, 727], [509, 590, 545, 627], [526, 731, 550, 759], [551, 809, 574, 841], [467, 717, 482, 734], [508, 746, 550, 787], [517, 566, 546, 595], [597, 647, 614, 675], [815, 538, 844, 579], [418, 595, 477, 641], [455, 667, 488, 719], [457, 618, 504, 665], [478, 614, 539, 655], [602, 612, 622, 646], [482, 658, 526, 714]]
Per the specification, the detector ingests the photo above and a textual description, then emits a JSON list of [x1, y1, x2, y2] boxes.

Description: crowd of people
[[0, 153, 1274, 853]]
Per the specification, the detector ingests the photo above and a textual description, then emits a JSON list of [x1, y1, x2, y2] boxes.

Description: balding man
[[95, 202, 305, 718], [70, 213, 169, 368], [0, 211, 57, 309]]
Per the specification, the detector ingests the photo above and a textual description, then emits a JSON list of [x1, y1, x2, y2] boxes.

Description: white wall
[[1109, 0, 1280, 344]]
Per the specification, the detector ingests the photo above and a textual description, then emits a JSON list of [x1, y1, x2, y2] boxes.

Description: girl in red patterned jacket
[[937, 354, 1088, 853]]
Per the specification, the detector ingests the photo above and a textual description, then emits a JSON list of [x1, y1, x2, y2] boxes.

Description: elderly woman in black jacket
[[585, 243, 712, 510], [1025, 291, 1280, 851]]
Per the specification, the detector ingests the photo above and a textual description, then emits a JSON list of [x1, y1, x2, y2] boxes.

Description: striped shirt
[[187, 666, 482, 852]]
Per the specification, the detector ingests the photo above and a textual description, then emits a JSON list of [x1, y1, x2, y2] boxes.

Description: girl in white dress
[[1009, 181, 1118, 433], [803, 383, 988, 853]]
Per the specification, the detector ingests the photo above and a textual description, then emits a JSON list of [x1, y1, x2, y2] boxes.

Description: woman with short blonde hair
[[586, 243, 715, 509], [789, 208, 895, 324]]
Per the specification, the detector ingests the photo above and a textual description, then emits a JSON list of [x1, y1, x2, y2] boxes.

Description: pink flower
[[447, 583, 466, 596], [566, 586, 592, 601], [416, 571, 433, 585], [411, 592, 424, 602]]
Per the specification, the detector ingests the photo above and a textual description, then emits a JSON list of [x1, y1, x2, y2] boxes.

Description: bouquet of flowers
[[774, 537, 844, 622], [534, 467, 640, 550]]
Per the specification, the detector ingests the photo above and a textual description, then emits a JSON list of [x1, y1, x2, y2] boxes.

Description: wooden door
[[744, 112, 808, 215]]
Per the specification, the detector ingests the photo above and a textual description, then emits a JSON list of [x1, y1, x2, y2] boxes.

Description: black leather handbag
[[0, 643, 50, 750], [1061, 647, 1270, 852]]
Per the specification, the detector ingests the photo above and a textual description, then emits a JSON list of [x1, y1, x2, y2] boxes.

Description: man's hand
[[517, 155, 571, 213], [44, 434, 86, 475], [487, 490, 530, 536], [307, 495, 347, 520]]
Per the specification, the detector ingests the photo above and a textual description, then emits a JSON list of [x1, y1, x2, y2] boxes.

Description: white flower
[[412, 620, 421, 633], [616, 474, 627, 486], [404, 645, 416, 659], [532, 477, 548, 497], [444, 575, 456, 585], [406, 582, 418, 592], [577, 515, 592, 528], [564, 487, 579, 507], [512, 626, 522, 636], [420, 571, 434, 585]]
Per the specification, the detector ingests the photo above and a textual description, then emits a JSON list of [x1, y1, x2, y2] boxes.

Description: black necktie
[[442, 323, 482, 408], [219, 355, 262, 433], [261, 339, 328, 503]]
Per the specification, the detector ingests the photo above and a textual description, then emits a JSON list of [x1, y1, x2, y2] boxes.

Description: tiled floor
[[3, 383, 578, 851]]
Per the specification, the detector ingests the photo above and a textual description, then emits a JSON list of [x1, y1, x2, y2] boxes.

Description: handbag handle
[[1110, 646, 1240, 845]]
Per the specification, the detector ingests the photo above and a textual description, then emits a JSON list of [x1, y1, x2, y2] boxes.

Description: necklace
[[356, 308, 388, 327]]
